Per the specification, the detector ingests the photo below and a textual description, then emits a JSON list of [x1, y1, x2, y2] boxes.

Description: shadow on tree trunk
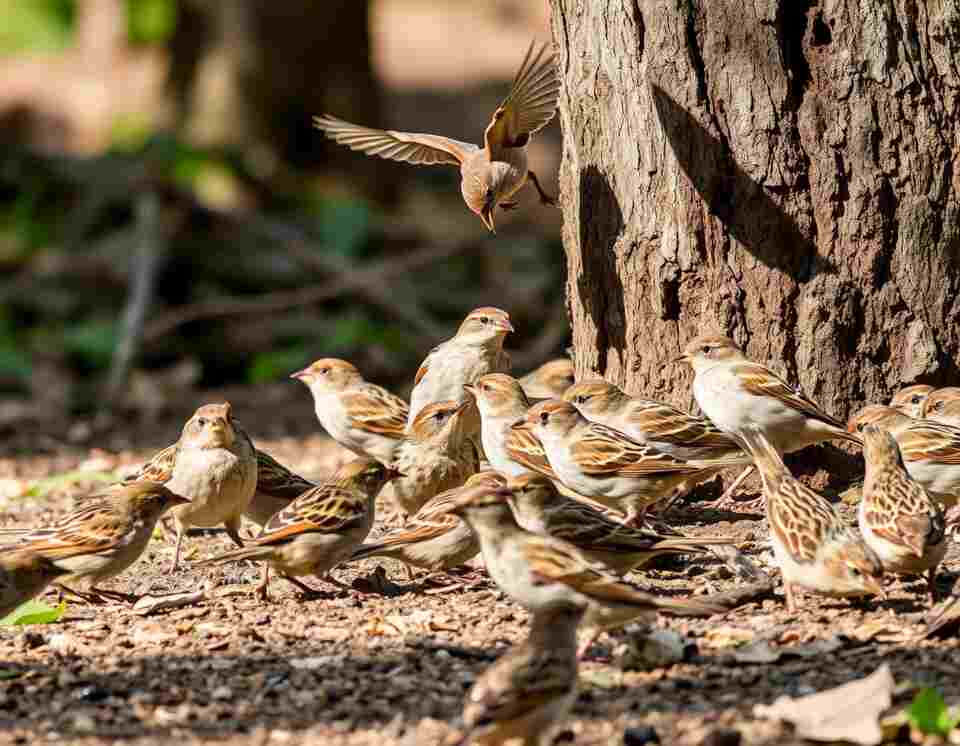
[[650, 84, 835, 280]]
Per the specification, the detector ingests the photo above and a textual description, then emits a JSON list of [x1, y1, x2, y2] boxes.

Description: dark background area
[[0, 0, 567, 454]]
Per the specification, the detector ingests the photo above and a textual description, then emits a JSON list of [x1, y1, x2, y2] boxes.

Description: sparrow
[[923, 387, 960, 418], [848, 405, 960, 509], [381, 400, 480, 517], [890, 384, 935, 418], [518, 358, 575, 401], [164, 403, 259, 571], [132, 445, 313, 528], [859, 424, 947, 602], [505, 473, 734, 574], [513, 400, 745, 525], [290, 358, 408, 465], [195, 458, 397, 599], [349, 471, 506, 577], [737, 426, 884, 611], [0, 551, 72, 618], [458, 605, 583, 746], [447, 484, 725, 655], [466, 373, 533, 478], [315, 41, 559, 233], [0, 481, 188, 602], [407, 307, 513, 432], [678, 335, 862, 508]]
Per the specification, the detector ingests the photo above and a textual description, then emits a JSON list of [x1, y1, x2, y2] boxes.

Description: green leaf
[[0, 599, 66, 626], [126, 0, 177, 45], [908, 688, 957, 736]]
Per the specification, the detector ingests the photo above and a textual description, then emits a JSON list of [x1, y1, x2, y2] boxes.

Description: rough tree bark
[[548, 0, 960, 421]]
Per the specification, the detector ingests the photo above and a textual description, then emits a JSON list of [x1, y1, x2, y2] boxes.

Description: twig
[[142, 239, 474, 343], [106, 190, 163, 402]]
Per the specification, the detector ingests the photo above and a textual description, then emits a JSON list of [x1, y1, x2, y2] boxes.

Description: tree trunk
[[548, 0, 960, 422]]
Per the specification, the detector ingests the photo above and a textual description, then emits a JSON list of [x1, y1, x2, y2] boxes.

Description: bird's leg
[[89, 587, 136, 603], [255, 566, 271, 602], [702, 466, 758, 511], [53, 582, 99, 604], [223, 517, 245, 549], [927, 569, 939, 605], [784, 582, 797, 612], [318, 572, 353, 591], [280, 574, 323, 596], [171, 524, 185, 572], [526, 170, 556, 206]]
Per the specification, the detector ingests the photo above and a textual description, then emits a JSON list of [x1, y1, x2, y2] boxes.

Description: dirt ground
[[0, 422, 958, 746]]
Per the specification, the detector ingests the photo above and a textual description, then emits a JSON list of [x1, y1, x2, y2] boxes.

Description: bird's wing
[[342, 384, 409, 439], [7, 500, 132, 560], [255, 450, 315, 498], [129, 442, 178, 483], [484, 42, 559, 158], [505, 429, 559, 480], [570, 424, 703, 478], [767, 481, 843, 563], [899, 422, 960, 464], [732, 362, 847, 431], [314, 115, 477, 166], [258, 484, 368, 544]]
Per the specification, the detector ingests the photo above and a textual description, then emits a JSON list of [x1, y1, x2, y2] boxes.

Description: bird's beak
[[290, 368, 308, 380], [480, 203, 496, 234], [674, 352, 690, 364], [511, 420, 535, 432], [495, 318, 515, 333]]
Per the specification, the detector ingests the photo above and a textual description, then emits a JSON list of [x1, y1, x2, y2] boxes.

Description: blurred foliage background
[[0, 0, 565, 453]]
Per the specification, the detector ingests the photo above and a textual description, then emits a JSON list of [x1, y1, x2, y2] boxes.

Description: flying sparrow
[[922, 387, 960, 418], [518, 358, 575, 401], [164, 403, 258, 571], [407, 307, 513, 432], [458, 605, 583, 746], [513, 400, 744, 525], [195, 458, 398, 599], [890, 384, 935, 418], [678, 335, 862, 509], [0, 550, 72, 618], [349, 471, 506, 578], [0, 481, 188, 602], [132, 442, 312, 530], [859, 424, 947, 603], [737, 426, 884, 611], [315, 41, 558, 233], [381, 400, 480, 517], [505, 473, 735, 575], [290, 358, 408, 465], [447, 484, 725, 655], [848, 405, 960, 509]]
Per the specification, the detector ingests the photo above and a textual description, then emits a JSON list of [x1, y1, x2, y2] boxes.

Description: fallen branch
[[132, 588, 207, 615]]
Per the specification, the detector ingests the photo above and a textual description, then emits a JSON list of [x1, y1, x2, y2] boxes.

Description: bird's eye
[[935, 401, 945, 412], [911, 395, 921, 404], [197, 418, 207, 427], [576, 395, 589, 404], [850, 567, 862, 577], [857, 423, 865, 432], [540, 412, 549, 425], [320, 367, 330, 375], [434, 412, 447, 422], [701, 345, 712, 354], [480, 317, 490, 325]]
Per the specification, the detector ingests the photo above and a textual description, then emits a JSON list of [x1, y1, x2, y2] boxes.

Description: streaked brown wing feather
[[314, 115, 475, 166], [626, 401, 740, 449], [505, 429, 558, 479], [733, 362, 845, 430], [768, 481, 840, 563], [255, 450, 314, 498], [484, 42, 559, 156], [572, 425, 703, 478], [899, 423, 960, 464], [129, 443, 178, 483], [342, 385, 409, 439], [258, 485, 366, 544]]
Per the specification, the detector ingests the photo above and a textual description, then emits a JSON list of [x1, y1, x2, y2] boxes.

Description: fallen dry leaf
[[754, 664, 895, 745]]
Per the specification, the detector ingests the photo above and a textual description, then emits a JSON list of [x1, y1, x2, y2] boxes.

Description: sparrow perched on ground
[[737, 426, 884, 611], [290, 358, 408, 465], [505, 474, 735, 575], [315, 41, 558, 233], [381, 400, 480, 517], [349, 471, 506, 577], [518, 358, 575, 401], [457, 605, 583, 746], [513, 400, 744, 525], [858, 424, 947, 602], [0, 551, 71, 617], [407, 307, 513, 432], [848, 405, 960, 509], [133, 445, 313, 528], [164, 403, 258, 571], [466, 373, 533, 478], [0, 482, 188, 602], [447, 484, 724, 655], [923, 387, 960, 418], [890, 384, 935, 418], [678, 335, 862, 508], [195, 458, 397, 599]]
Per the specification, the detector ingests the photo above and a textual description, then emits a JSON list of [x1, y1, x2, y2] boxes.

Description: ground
[[0, 412, 958, 746]]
